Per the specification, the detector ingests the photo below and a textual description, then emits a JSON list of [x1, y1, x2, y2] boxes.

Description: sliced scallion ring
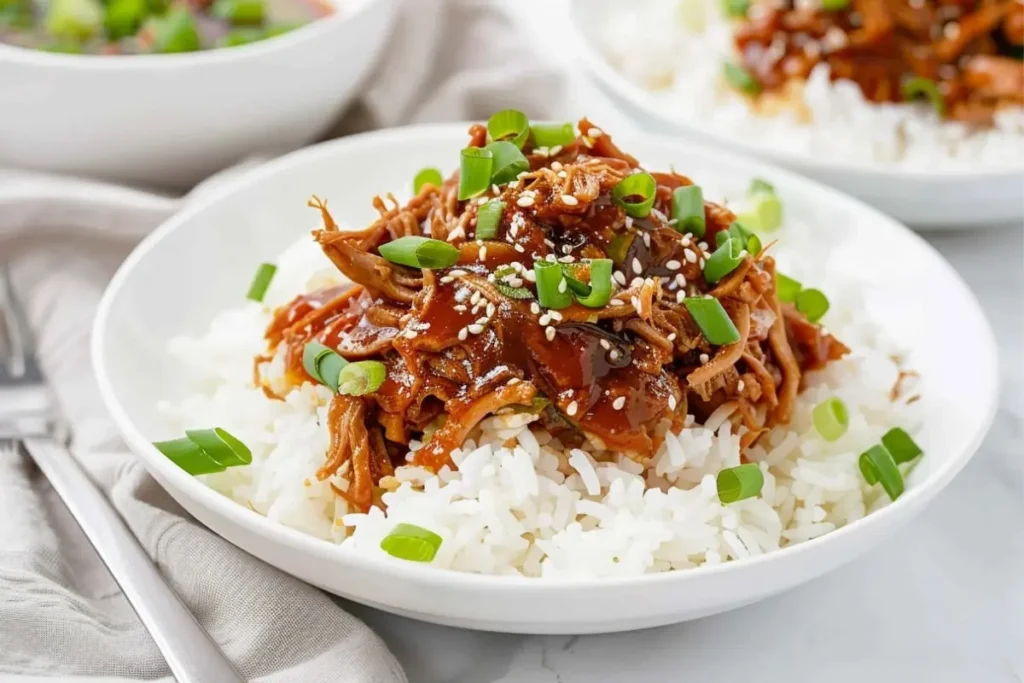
[[775, 272, 802, 304], [671, 185, 706, 237], [153, 437, 227, 475], [812, 397, 849, 442], [379, 522, 443, 562], [574, 259, 612, 308], [379, 236, 460, 270], [611, 172, 657, 218], [747, 192, 783, 232], [881, 427, 922, 464], [302, 340, 335, 384], [337, 360, 387, 396], [723, 0, 750, 17], [487, 109, 530, 149], [723, 62, 761, 95], [533, 260, 573, 309], [901, 76, 945, 118], [530, 122, 575, 148], [413, 167, 443, 194], [703, 236, 745, 284], [684, 297, 740, 345], [486, 141, 530, 186], [859, 444, 904, 500], [717, 463, 764, 503], [246, 262, 276, 302], [476, 199, 505, 239], [184, 428, 252, 467], [458, 147, 494, 200], [795, 288, 829, 322]]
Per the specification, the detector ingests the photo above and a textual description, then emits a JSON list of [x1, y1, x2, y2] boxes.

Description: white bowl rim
[[566, 0, 1024, 181], [92, 121, 1000, 593], [0, 0, 376, 68]]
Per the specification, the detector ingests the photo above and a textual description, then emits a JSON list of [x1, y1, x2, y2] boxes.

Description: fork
[[0, 265, 246, 683]]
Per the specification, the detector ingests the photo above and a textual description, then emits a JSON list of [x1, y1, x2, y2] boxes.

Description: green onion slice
[[153, 437, 226, 475], [859, 444, 904, 500], [703, 237, 745, 284], [749, 178, 775, 195], [723, 62, 761, 95], [901, 76, 945, 118], [379, 236, 460, 270], [795, 288, 829, 322], [717, 463, 764, 503], [487, 109, 530, 149], [184, 428, 252, 467], [671, 185, 706, 237], [380, 522, 443, 562], [881, 427, 922, 464], [775, 272, 802, 303], [812, 397, 849, 442], [246, 262, 276, 302], [530, 122, 576, 148], [337, 360, 387, 396], [486, 141, 530, 186], [684, 297, 740, 345], [302, 341, 335, 384], [747, 193, 783, 232], [821, 0, 850, 9], [458, 147, 494, 201], [572, 259, 613, 308], [723, 0, 750, 17], [611, 173, 657, 218], [563, 272, 592, 297], [413, 167, 443, 194], [533, 261, 573, 310], [476, 199, 505, 240]]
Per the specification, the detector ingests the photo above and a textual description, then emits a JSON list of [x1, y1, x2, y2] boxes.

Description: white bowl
[[93, 123, 998, 634], [567, 0, 1024, 229], [0, 0, 396, 189]]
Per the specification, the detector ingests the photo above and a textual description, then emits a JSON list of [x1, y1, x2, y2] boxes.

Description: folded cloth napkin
[[0, 1, 565, 679]]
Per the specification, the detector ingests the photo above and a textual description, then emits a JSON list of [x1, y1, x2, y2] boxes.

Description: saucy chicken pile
[[256, 118, 847, 511], [733, 0, 1024, 124]]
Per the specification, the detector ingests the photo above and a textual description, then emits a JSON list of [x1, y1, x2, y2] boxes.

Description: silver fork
[[0, 265, 246, 683]]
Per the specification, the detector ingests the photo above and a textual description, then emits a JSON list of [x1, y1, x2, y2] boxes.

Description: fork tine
[[0, 264, 29, 379]]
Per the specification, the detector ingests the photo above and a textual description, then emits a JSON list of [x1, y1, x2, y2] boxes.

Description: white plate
[[93, 124, 998, 634], [567, 0, 1024, 229]]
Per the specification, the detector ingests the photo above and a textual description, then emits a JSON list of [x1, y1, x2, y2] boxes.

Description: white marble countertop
[[347, 7, 1024, 680]]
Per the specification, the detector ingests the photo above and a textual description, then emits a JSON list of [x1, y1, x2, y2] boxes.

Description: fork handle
[[22, 438, 246, 683]]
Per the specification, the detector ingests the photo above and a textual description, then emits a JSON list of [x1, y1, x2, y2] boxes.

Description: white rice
[[160, 202, 923, 578], [597, 0, 1024, 170]]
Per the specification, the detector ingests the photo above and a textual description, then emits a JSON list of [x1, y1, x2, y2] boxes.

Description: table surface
[[347, 10, 1024, 681]]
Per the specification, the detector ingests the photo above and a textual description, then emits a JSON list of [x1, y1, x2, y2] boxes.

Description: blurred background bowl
[[0, 0, 397, 189]]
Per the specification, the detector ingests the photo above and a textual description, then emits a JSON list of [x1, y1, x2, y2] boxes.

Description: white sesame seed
[[449, 269, 468, 277], [551, 161, 563, 171], [546, 254, 557, 263], [404, 329, 417, 339], [557, 170, 568, 179], [630, 277, 644, 288], [453, 304, 467, 312], [487, 273, 496, 282], [558, 255, 575, 263], [550, 145, 563, 156], [470, 291, 481, 305], [566, 401, 578, 416], [524, 270, 536, 283], [676, 291, 686, 303], [561, 194, 579, 206], [475, 197, 488, 206], [650, 208, 668, 223], [667, 332, 677, 342], [599, 339, 611, 350], [642, 232, 651, 248], [545, 326, 556, 341], [468, 324, 485, 334], [609, 298, 625, 306], [440, 276, 455, 284], [666, 259, 681, 271], [614, 271, 627, 286], [549, 310, 563, 321], [514, 244, 525, 253], [609, 349, 620, 361], [458, 327, 468, 341], [681, 236, 692, 247], [561, 245, 573, 255], [684, 249, 697, 263], [530, 302, 541, 314], [476, 316, 490, 325], [491, 184, 500, 195], [539, 313, 551, 326], [558, 279, 567, 293], [668, 394, 677, 410], [613, 396, 626, 410], [699, 257, 706, 268], [587, 127, 603, 138], [630, 296, 640, 309], [674, 273, 686, 287], [699, 353, 710, 364], [507, 277, 523, 288], [544, 238, 556, 248], [507, 377, 521, 386], [478, 246, 487, 261], [447, 227, 465, 242], [517, 196, 535, 207], [737, 380, 746, 391], [698, 241, 709, 252], [486, 303, 495, 317], [632, 257, 643, 275], [625, 216, 634, 229]]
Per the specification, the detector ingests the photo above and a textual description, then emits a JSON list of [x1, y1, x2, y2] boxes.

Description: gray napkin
[[0, 1, 565, 679]]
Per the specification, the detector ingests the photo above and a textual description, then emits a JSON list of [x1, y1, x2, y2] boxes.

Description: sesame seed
[[609, 349, 620, 361], [558, 255, 575, 263], [507, 277, 523, 288], [667, 332, 677, 342], [613, 396, 626, 410], [630, 296, 640, 309], [943, 21, 960, 39], [404, 329, 417, 339], [699, 353, 710, 364], [598, 340, 611, 351], [546, 254, 557, 262], [698, 241, 709, 251], [545, 326, 556, 341], [524, 270, 537, 283], [614, 271, 627, 286], [544, 238, 556, 248], [642, 232, 651, 248], [587, 127, 603, 138], [487, 273, 496, 282], [440, 276, 455, 284], [676, 291, 686, 303], [447, 227, 465, 242], [699, 257, 706, 268], [539, 313, 551, 326], [507, 377, 521, 385], [491, 184, 500, 195], [551, 161, 563, 171], [557, 170, 568, 179], [475, 316, 489, 325], [561, 244, 573, 254], [561, 194, 579, 206], [666, 259, 681, 271], [453, 304, 467, 312], [674, 273, 686, 287], [550, 145, 563, 155], [650, 208, 668, 223], [468, 324, 485, 334], [630, 277, 644, 288], [609, 298, 625, 306], [558, 279, 567, 293], [458, 327, 468, 341], [514, 244, 525, 253], [632, 257, 643, 275], [668, 395, 677, 410], [449, 269, 468, 277], [470, 291, 481, 305], [486, 303, 495, 317], [549, 310, 563, 321], [684, 249, 697, 263], [478, 246, 487, 261], [530, 302, 541, 314], [737, 380, 745, 391], [624, 216, 634, 229], [566, 401, 579, 416], [517, 196, 535, 207]]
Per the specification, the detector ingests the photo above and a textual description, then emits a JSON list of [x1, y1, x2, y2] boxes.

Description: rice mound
[[160, 224, 921, 578]]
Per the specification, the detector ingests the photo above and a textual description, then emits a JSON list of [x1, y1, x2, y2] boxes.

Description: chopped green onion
[[859, 444, 904, 500], [723, 62, 761, 95], [684, 297, 740, 345], [378, 236, 460, 270], [606, 232, 635, 265], [476, 199, 505, 239], [671, 185, 706, 237], [775, 272, 802, 303], [821, 0, 850, 9], [495, 282, 534, 299], [573, 259, 613, 308], [745, 192, 783, 232], [458, 147, 494, 201], [337, 360, 387, 396], [212, 0, 263, 24], [147, 8, 201, 53], [717, 463, 764, 503], [380, 523, 443, 562], [703, 237, 745, 284], [486, 141, 530, 186], [530, 122, 576, 148], [611, 173, 657, 218], [901, 76, 945, 118], [153, 438, 226, 475], [184, 428, 252, 467], [723, 0, 750, 17], [533, 261, 573, 310], [795, 288, 829, 322], [881, 427, 922, 464], [46, 0, 102, 40], [302, 341, 348, 392], [563, 272, 592, 297], [103, 0, 148, 40], [812, 397, 849, 442], [749, 178, 775, 195], [487, 109, 530, 149], [246, 263, 276, 302], [413, 168, 443, 194], [220, 27, 263, 47]]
